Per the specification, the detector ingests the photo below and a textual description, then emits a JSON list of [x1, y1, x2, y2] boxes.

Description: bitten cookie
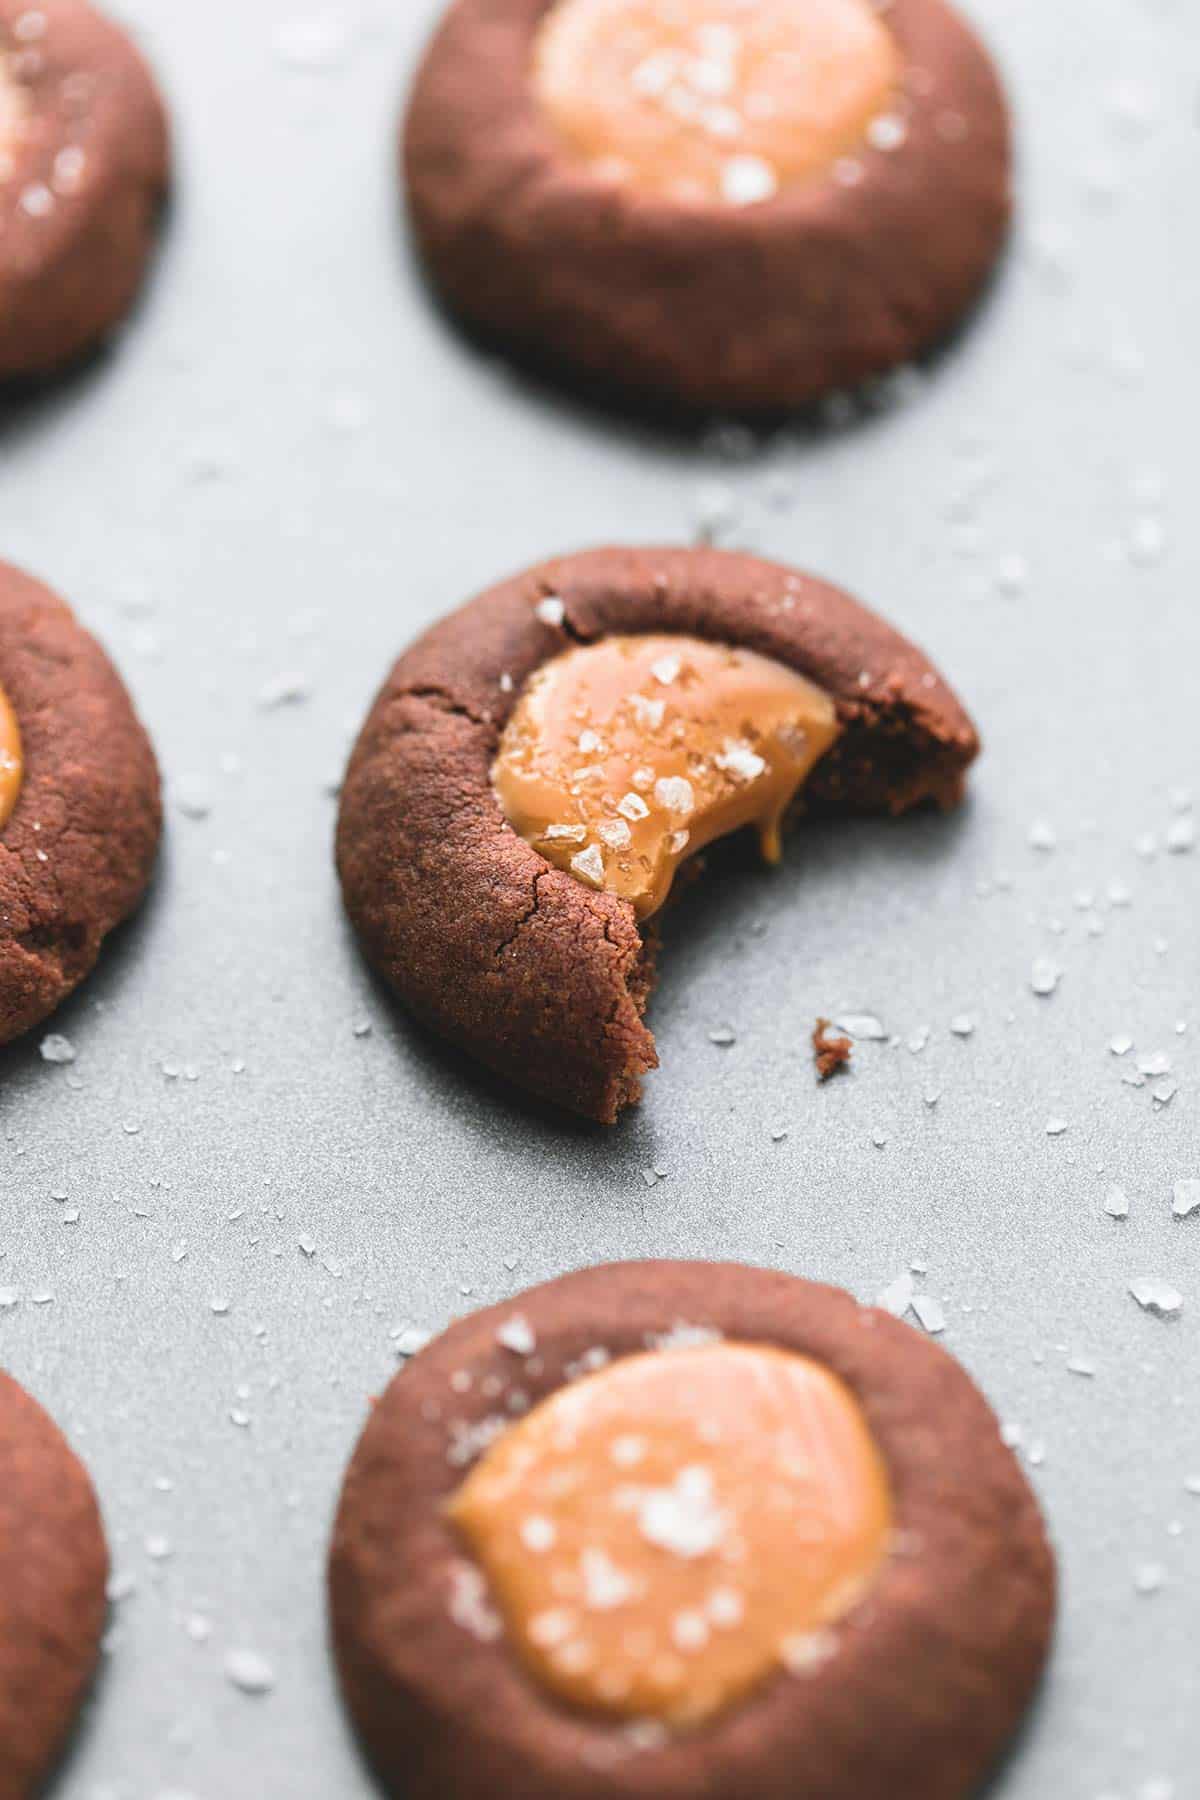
[[0, 0, 168, 379], [330, 1260, 1055, 1800], [0, 1370, 108, 1798], [0, 560, 161, 1044], [404, 0, 1011, 414], [336, 546, 979, 1122]]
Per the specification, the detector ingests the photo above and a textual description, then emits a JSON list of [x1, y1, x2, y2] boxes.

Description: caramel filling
[[0, 684, 21, 830], [492, 634, 840, 918], [449, 1342, 891, 1726], [532, 0, 901, 205]]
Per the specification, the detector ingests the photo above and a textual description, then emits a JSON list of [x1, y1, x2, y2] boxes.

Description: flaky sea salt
[[1172, 1180, 1200, 1219], [877, 1272, 914, 1318], [654, 776, 695, 814], [448, 1565, 502, 1642], [39, 1033, 76, 1064], [1129, 1278, 1183, 1318], [496, 1314, 536, 1356], [535, 595, 565, 628], [638, 1466, 726, 1558], [911, 1294, 946, 1335], [225, 1649, 275, 1694], [721, 154, 778, 207], [570, 844, 605, 888]]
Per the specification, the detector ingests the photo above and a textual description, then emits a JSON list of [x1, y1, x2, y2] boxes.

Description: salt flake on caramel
[[447, 1342, 891, 1727], [492, 634, 840, 917]]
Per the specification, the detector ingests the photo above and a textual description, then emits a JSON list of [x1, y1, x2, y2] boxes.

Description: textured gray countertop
[[1, 0, 1196, 1795]]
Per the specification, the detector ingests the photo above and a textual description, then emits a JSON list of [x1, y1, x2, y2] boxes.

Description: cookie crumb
[[813, 1019, 853, 1083]]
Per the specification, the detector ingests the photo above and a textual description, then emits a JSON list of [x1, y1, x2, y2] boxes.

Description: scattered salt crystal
[[1109, 1034, 1133, 1056], [1104, 1185, 1130, 1220], [654, 776, 695, 814], [630, 694, 665, 730], [866, 112, 907, 152], [447, 1568, 503, 1642], [780, 1629, 837, 1674], [580, 1548, 635, 1610], [1172, 1181, 1200, 1219], [650, 654, 681, 686], [715, 741, 766, 783], [39, 1033, 76, 1064], [707, 1026, 736, 1047], [1133, 1561, 1166, 1595], [1067, 1355, 1096, 1378], [496, 1315, 536, 1356], [1129, 1279, 1183, 1318], [224, 1649, 276, 1694], [1028, 820, 1057, 852], [570, 845, 604, 888], [721, 154, 778, 207], [950, 1014, 974, 1038], [520, 1516, 556, 1553], [1167, 816, 1195, 853], [835, 1014, 886, 1041], [598, 818, 632, 852], [535, 596, 565, 628], [638, 1466, 725, 1558], [1138, 1052, 1171, 1077], [544, 823, 587, 844], [1045, 1117, 1069, 1137], [395, 1325, 431, 1357], [258, 671, 309, 708], [877, 1272, 914, 1318], [617, 793, 650, 823], [19, 182, 53, 217], [1030, 959, 1060, 997], [692, 479, 737, 541], [910, 1294, 946, 1335]]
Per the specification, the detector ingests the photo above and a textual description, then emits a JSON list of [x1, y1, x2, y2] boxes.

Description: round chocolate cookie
[[330, 1260, 1055, 1800], [0, 1369, 108, 1796], [336, 546, 979, 1123], [0, 560, 161, 1045], [404, 0, 1011, 414], [0, 0, 169, 380]]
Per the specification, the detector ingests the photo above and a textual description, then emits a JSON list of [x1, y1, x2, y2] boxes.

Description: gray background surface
[[0, 0, 1196, 1795]]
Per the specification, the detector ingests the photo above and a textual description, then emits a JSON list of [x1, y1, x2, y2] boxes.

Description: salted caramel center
[[0, 684, 22, 830], [449, 1342, 891, 1726], [532, 0, 901, 205], [492, 634, 839, 918]]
